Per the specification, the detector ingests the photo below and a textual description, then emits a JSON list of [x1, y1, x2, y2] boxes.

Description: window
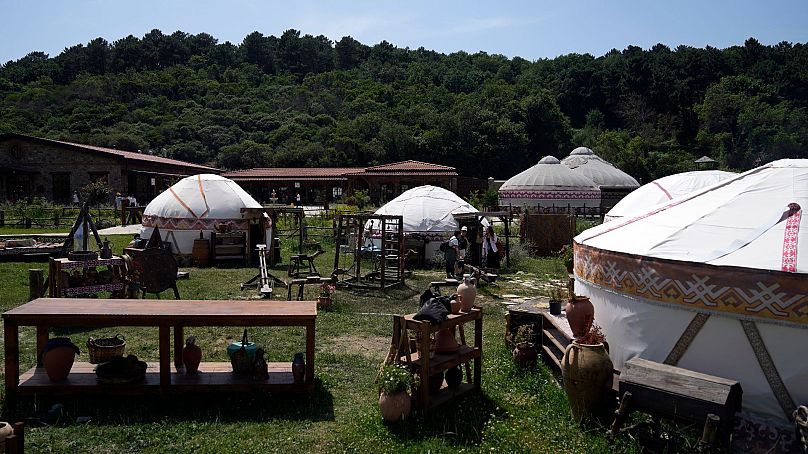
[[332, 187, 343, 199]]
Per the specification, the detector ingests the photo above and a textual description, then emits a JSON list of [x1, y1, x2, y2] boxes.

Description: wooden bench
[[287, 276, 336, 301], [3, 299, 317, 402], [610, 357, 742, 448]]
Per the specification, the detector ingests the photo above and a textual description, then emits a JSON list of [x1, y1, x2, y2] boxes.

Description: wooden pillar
[[173, 325, 184, 369], [159, 324, 170, 387], [305, 320, 315, 387], [28, 268, 44, 301], [36, 325, 48, 366], [4, 321, 19, 395]]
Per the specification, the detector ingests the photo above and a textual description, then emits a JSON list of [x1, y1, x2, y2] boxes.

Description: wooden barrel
[[192, 238, 210, 267]]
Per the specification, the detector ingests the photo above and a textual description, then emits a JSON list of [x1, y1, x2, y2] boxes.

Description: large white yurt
[[368, 185, 482, 260], [141, 174, 263, 256], [604, 170, 737, 222], [561, 147, 639, 210], [498, 156, 600, 211], [573, 159, 808, 425]]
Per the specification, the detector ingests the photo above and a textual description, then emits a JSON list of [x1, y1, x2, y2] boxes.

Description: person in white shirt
[[446, 230, 460, 278], [456, 226, 468, 275], [483, 225, 499, 269]]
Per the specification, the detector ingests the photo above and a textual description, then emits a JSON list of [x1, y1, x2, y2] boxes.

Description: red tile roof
[[1, 133, 219, 172], [224, 168, 362, 180], [363, 160, 455, 172]]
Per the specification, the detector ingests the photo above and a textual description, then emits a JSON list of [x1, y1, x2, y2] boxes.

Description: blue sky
[[1, 0, 807, 63]]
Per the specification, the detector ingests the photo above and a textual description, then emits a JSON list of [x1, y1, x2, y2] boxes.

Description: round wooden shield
[[131, 248, 178, 293]]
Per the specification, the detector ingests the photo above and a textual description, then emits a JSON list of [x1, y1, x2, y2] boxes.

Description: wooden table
[[3, 299, 316, 400]]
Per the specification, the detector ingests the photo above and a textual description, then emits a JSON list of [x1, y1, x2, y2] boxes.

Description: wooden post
[[0, 210, 4, 226], [609, 391, 633, 436], [174, 325, 184, 369], [699, 413, 721, 448], [305, 320, 315, 386], [28, 268, 44, 301], [36, 325, 48, 366], [159, 324, 170, 388]]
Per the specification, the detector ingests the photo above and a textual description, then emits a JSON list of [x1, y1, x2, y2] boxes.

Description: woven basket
[[87, 334, 126, 364]]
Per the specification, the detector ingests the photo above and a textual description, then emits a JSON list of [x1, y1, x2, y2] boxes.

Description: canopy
[[140, 174, 263, 255], [604, 170, 736, 221], [573, 159, 808, 424], [369, 185, 481, 238], [498, 156, 600, 209]]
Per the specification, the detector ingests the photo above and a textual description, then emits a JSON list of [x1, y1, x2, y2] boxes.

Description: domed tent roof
[[604, 170, 736, 221], [573, 159, 808, 423], [561, 147, 639, 189], [140, 174, 263, 255], [370, 185, 480, 237], [498, 156, 600, 208]]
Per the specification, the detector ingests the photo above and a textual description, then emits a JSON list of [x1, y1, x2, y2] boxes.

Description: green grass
[[0, 235, 696, 453]]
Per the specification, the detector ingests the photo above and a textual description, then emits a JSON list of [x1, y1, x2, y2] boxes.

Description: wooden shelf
[[17, 361, 311, 395], [398, 345, 480, 375]]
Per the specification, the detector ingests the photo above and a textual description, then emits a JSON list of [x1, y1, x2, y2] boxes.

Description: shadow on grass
[[6, 378, 335, 426], [382, 389, 505, 447]]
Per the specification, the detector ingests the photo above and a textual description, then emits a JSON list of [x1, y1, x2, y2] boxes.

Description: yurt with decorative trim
[[561, 147, 639, 211], [140, 174, 264, 257], [368, 185, 483, 261], [573, 159, 808, 426], [498, 156, 600, 211], [604, 170, 736, 222]]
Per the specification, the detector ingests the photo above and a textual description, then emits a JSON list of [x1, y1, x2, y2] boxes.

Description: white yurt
[[141, 174, 264, 256], [573, 159, 808, 426], [368, 185, 482, 260], [561, 147, 639, 210], [498, 156, 600, 211], [604, 170, 737, 222]]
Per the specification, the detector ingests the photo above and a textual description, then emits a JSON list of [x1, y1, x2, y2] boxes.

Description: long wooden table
[[3, 298, 316, 399]]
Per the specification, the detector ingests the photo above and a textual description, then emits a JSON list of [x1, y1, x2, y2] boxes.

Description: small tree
[[80, 180, 112, 218]]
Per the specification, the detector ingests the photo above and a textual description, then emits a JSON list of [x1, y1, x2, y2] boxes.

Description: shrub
[[377, 363, 416, 395]]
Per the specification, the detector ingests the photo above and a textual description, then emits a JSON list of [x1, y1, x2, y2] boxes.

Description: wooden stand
[[48, 256, 126, 297], [392, 308, 482, 412], [210, 231, 247, 264]]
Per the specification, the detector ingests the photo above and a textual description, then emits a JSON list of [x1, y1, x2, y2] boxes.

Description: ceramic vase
[[565, 296, 594, 338], [292, 352, 306, 384], [182, 336, 202, 374], [561, 341, 614, 423], [379, 391, 411, 422], [42, 338, 80, 382], [457, 275, 477, 312], [450, 299, 461, 314]]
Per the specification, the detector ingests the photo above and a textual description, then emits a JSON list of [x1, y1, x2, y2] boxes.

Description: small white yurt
[[141, 174, 263, 256], [573, 159, 808, 426], [604, 170, 737, 222], [498, 156, 600, 210], [561, 147, 639, 210], [368, 185, 482, 260]]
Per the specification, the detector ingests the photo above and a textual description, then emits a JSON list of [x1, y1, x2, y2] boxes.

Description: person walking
[[445, 230, 460, 279], [456, 226, 469, 276], [482, 225, 499, 269]]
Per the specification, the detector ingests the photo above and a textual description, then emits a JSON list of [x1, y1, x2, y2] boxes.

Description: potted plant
[[377, 363, 417, 423], [512, 324, 538, 368], [549, 285, 566, 315], [562, 323, 614, 423], [318, 282, 335, 310]]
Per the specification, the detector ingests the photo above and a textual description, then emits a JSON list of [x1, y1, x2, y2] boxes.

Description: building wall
[[0, 138, 123, 202]]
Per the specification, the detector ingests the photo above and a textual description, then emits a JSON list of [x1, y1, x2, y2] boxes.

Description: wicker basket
[[87, 334, 126, 364]]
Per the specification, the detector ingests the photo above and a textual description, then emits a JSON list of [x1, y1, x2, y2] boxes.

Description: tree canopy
[[1, 32, 806, 180]]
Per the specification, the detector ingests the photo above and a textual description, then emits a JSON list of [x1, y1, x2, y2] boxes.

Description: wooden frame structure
[[332, 214, 405, 290], [263, 206, 305, 266], [453, 211, 514, 269]]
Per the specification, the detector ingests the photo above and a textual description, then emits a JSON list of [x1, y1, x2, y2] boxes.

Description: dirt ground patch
[[325, 334, 389, 360]]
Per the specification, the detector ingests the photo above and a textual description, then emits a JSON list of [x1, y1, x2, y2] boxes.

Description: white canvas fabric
[[561, 147, 640, 189], [498, 155, 601, 208], [574, 159, 808, 424], [369, 185, 481, 236], [605, 170, 736, 221], [140, 174, 263, 255]]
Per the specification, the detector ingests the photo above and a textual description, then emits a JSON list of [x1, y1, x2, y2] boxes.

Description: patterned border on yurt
[[498, 190, 600, 200], [142, 215, 249, 231], [574, 242, 808, 327]]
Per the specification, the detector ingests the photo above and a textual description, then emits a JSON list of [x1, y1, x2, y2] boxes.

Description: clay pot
[[456, 275, 477, 311], [434, 328, 459, 353], [512, 342, 538, 368], [182, 336, 202, 374], [292, 352, 305, 384], [379, 391, 411, 422], [450, 299, 461, 315], [562, 341, 614, 423], [42, 338, 80, 382], [0, 421, 14, 441], [317, 296, 332, 310], [549, 300, 562, 316], [565, 296, 594, 338], [445, 366, 463, 388]]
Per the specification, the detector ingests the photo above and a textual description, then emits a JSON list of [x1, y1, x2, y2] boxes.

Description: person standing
[[296, 192, 302, 207], [72, 190, 80, 206], [483, 225, 499, 269], [445, 230, 460, 279], [456, 226, 469, 275]]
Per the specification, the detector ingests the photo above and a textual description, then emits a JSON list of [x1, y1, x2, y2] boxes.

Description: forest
[[1, 29, 807, 182]]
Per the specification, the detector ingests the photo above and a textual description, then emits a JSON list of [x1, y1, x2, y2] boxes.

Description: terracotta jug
[[379, 391, 411, 422], [182, 336, 202, 374], [42, 338, 80, 381], [565, 296, 594, 338], [562, 341, 614, 423], [457, 275, 477, 312]]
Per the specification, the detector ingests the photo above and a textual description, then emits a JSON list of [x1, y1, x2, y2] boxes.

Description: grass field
[[0, 230, 696, 453]]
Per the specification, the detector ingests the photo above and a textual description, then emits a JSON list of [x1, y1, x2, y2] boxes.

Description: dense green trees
[[1, 31, 806, 180]]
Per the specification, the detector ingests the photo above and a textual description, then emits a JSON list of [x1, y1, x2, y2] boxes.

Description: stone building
[[0, 133, 219, 204]]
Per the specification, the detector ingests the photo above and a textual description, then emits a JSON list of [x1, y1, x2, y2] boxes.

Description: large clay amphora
[[562, 341, 613, 423], [457, 275, 477, 312], [379, 391, 411, 422], [42, 338, 80, 382], [565, 295, 594, 338]]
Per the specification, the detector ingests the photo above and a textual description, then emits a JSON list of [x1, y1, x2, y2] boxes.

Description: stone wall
[[0, 138, 123, 202]]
